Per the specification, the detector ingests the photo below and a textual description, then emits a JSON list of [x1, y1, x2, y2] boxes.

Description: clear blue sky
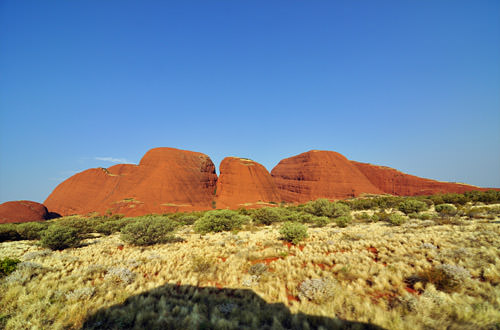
[[1, 1, 499, 203]]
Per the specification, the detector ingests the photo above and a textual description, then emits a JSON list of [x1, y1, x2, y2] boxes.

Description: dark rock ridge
[[39, 147, 495, 216]]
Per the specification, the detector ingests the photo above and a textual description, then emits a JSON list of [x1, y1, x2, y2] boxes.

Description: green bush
[[194, 210, 250, 234], [0, 224, 20, 242], [398, 199, 428, 215], [0, 257, 21, 277], [355, 212, 371, 222], [346, 198, 377, 210], [303, 199, 350, 218], [55, 216, 96, 235], [311, 216, 330, 227], [95, 218, 136, 235], [418, 213, 433, 220], [279, 222, 308, 244], [387, 213, 407, 226], [177, 214, 200, 226], [374, 211, 390, 222], [16, 222, 48, 240], [40, 225, 81, 250], [251, 207, 283, 225], [334, 215, 352, 228], [289, 211, 315, 223], [374, 196, 404, 210], [435, 204, 457, 216], [121, 217, 177, 246], [304, 199, 333, 217], [370, 214, 380, 222]]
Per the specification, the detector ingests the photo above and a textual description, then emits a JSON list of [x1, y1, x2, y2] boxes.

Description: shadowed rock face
[[271, 150, 383, 203], [351, 161, 490, 196], [44, 148, 218, 216], [0, 200, 49, 223], [215, 157, 281, 208]]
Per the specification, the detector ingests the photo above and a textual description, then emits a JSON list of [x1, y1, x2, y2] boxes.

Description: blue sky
[[1, 0, 499, 203]]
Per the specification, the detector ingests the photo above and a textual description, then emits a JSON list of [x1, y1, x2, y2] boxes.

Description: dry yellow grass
[[1, 212, 499, 329]]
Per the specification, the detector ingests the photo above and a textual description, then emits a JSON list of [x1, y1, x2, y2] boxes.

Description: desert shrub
[[304, 199, 333, 217], [251, 207, 283, 225], [370, 214, 380, 222], [430, 193, 467, 206], [418, 213, 433, 220], [419, 264, 470, 292], [40, 225, 81, 250], [375, 211, 390, 222], [236, 207, 251, 216], [95, 218, 136, 235], [120, 217, 177, 245], [298, 278, 336, 304], [463, 190, 500, 204], [374, 196, 404, 210], [294, 212, 315, 223], [387, 213, 407, 226], [0, 257, 21, 277], [408, 212, 419, 219], [398, 199, 428, 215], [54, 216, 96, 235], [311, 216, 330, 227], [279, 222, 308, 244], [355, 212, 371, 222], [194, 210, 250, 234], [331, 202, 351, 217], [303, 199, 350, 218], [435, 204, 457, 216], [0, 224, 20, 242], [177, 214, 200, 225], [16, 222, 48, 240], [333, 215, 352, 228], [417, 198, 434, 208], [346, 198, 377, 210]]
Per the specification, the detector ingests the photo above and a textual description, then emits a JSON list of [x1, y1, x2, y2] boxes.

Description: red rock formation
[[215, 157, 281, 209], [0, 200, 49, 224], [44, 148, 217, 216], [271, 150, 383, 203], [351, 161, 490, 196]]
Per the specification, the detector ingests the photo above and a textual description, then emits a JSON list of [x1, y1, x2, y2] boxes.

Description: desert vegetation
[[0, 190, 499, 329]]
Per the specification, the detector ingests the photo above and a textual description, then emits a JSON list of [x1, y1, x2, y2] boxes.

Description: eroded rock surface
[[271, 150, 382, 203], [215, 157, 281, 208], [44, 147, 217, 216], [351, 161, 489, 196]]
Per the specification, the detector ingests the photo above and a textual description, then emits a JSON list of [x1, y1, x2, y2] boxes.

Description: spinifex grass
[[0, 204, 499, 329]]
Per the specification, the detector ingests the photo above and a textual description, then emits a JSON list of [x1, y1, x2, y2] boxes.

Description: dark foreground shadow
[[81, 283, 385, 330]]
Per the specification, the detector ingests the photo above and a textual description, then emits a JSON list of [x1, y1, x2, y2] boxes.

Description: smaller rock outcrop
[[215, 157, 281, 208], [351, 161, 490, 196], [271, 150, 382, 202], [0, 200, 49, 224]]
